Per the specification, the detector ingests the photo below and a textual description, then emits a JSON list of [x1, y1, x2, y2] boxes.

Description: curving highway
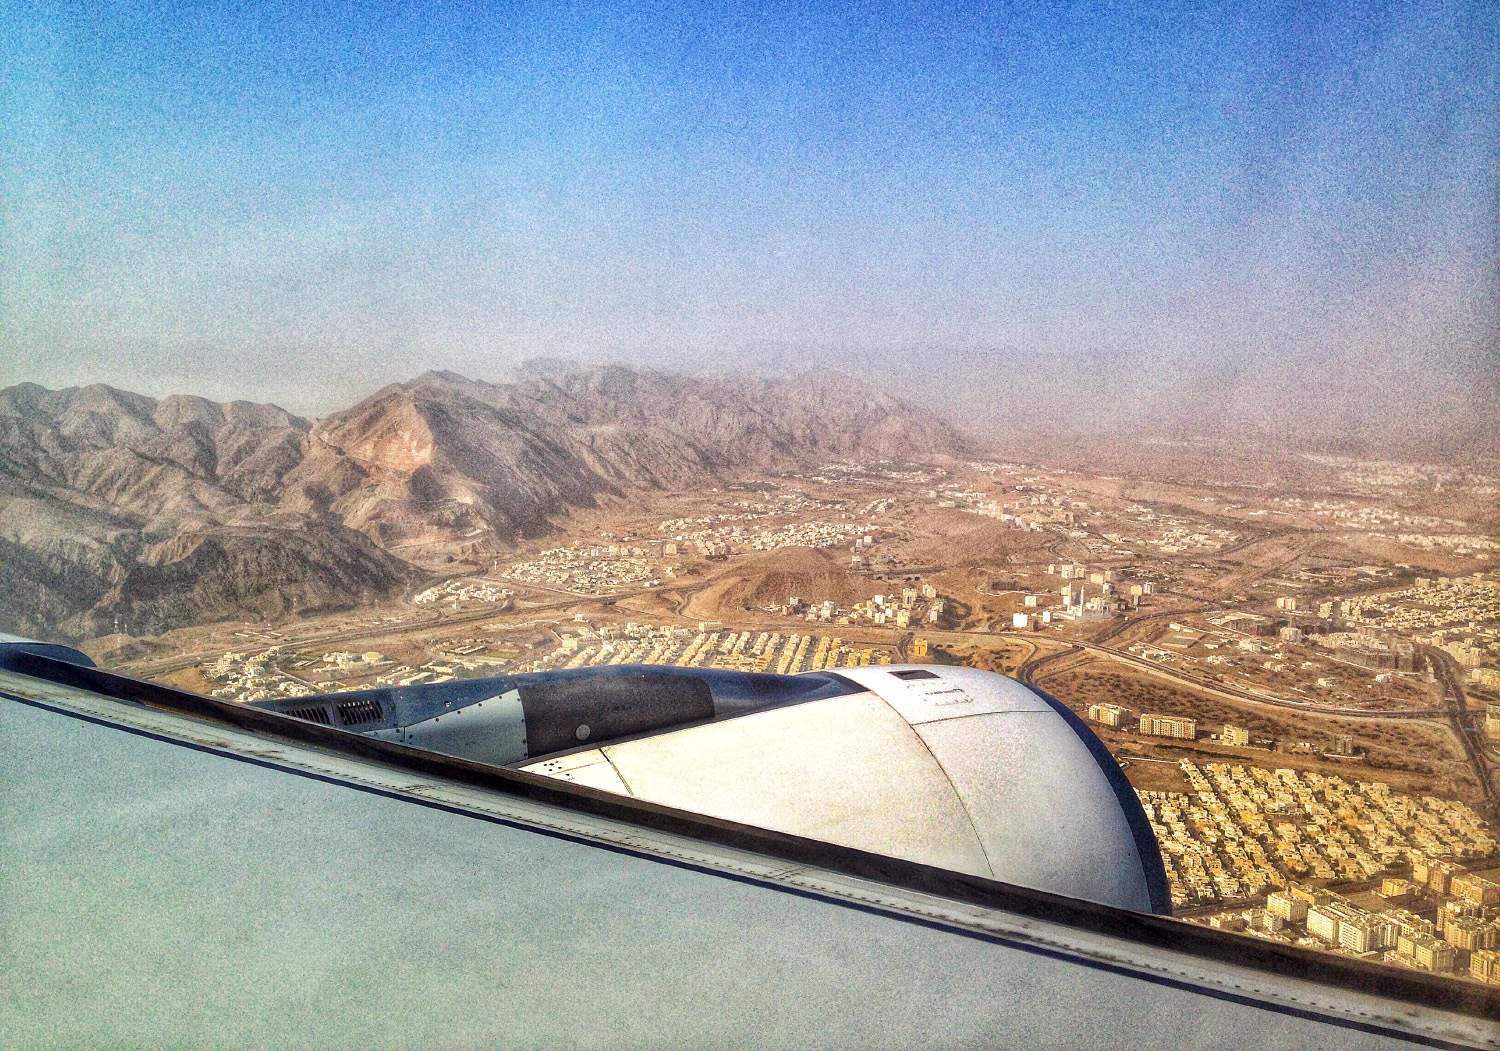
[[1017, 639, 1447, 720]]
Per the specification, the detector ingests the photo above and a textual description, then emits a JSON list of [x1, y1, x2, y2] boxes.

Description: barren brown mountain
[[0, 364, 967, 641]]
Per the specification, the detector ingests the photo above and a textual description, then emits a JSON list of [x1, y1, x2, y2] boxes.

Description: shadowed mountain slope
[[0, 366, 966, 640]]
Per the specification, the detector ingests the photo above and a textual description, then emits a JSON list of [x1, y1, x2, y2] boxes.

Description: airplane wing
[[2, 635, 1496, 1049]]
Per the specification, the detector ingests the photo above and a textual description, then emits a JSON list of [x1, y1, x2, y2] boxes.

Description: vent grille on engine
[[284, 705, 333, 725], [336, 699, 385, 727]]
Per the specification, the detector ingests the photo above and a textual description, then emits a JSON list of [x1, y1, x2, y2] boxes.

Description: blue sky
[[1, 0, 1495, 429]]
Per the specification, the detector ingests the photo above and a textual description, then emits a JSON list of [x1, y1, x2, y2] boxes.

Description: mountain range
[[0, 364, 967, 642]]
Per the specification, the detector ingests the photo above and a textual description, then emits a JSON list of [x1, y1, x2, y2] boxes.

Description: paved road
[[1091, 603, 1215, 646], [1424, 645, 1498, 817], [1015, 639, 1448, 721]]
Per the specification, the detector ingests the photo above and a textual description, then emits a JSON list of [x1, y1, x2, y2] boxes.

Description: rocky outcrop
[[0, 364, 966, 641]]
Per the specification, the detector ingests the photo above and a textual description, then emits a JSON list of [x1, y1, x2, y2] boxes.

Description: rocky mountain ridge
[[0, 365, 967, 641]]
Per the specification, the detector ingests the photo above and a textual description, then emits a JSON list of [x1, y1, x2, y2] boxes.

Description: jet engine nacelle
[[255, 661, 1168, 913]]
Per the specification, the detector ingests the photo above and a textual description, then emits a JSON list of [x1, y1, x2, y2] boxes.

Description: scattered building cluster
[[1303, 455, 1496, 496], [744, 521, 876, 551], [1100, 504, 1239, 554], [656, 511, 772, 533], [1141, 761, 1495, 914], [1090, 704, 1364, 756], [499, 546, 663, 594], [201, 642, 513, 699], [1340, 574, 1499, 677], [1268, 494, 1470, 533], [799, 460, 947, 487], [510, 623, 893, 675], [973, 492, 1077, 532], [1118, 617, 1435, 711], [1310, 630, 1423, 672], [644, 485, 881, 560], [1373, 533, 1500, 557], [656, 493, 839, 536], [661, 517, 877, 556], [1020, 562, 1156, 625], [1198, 864, 1500, 985], [412, 579, 513, 607], [784, 581, 949, 629], [200, 649, 312, 700]]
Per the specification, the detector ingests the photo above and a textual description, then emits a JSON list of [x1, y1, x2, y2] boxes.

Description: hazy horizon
[[3, 1, 1496, 447]]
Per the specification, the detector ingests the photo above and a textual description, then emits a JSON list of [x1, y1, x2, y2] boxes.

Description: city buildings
[[1267, 890, 1309, 924], [1452, 872, 1500, 905], [1086, 703, 1131, 729], [1472, 949, 1500, 985], [1142, 761, 1495, 911], [1138, 714, 1197, 740], [1221, 724, 1251, 747], [511, 624, 895, 676]]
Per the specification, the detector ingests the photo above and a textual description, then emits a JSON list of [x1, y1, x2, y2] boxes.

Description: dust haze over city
[[5, 0, 1500, 1008]]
